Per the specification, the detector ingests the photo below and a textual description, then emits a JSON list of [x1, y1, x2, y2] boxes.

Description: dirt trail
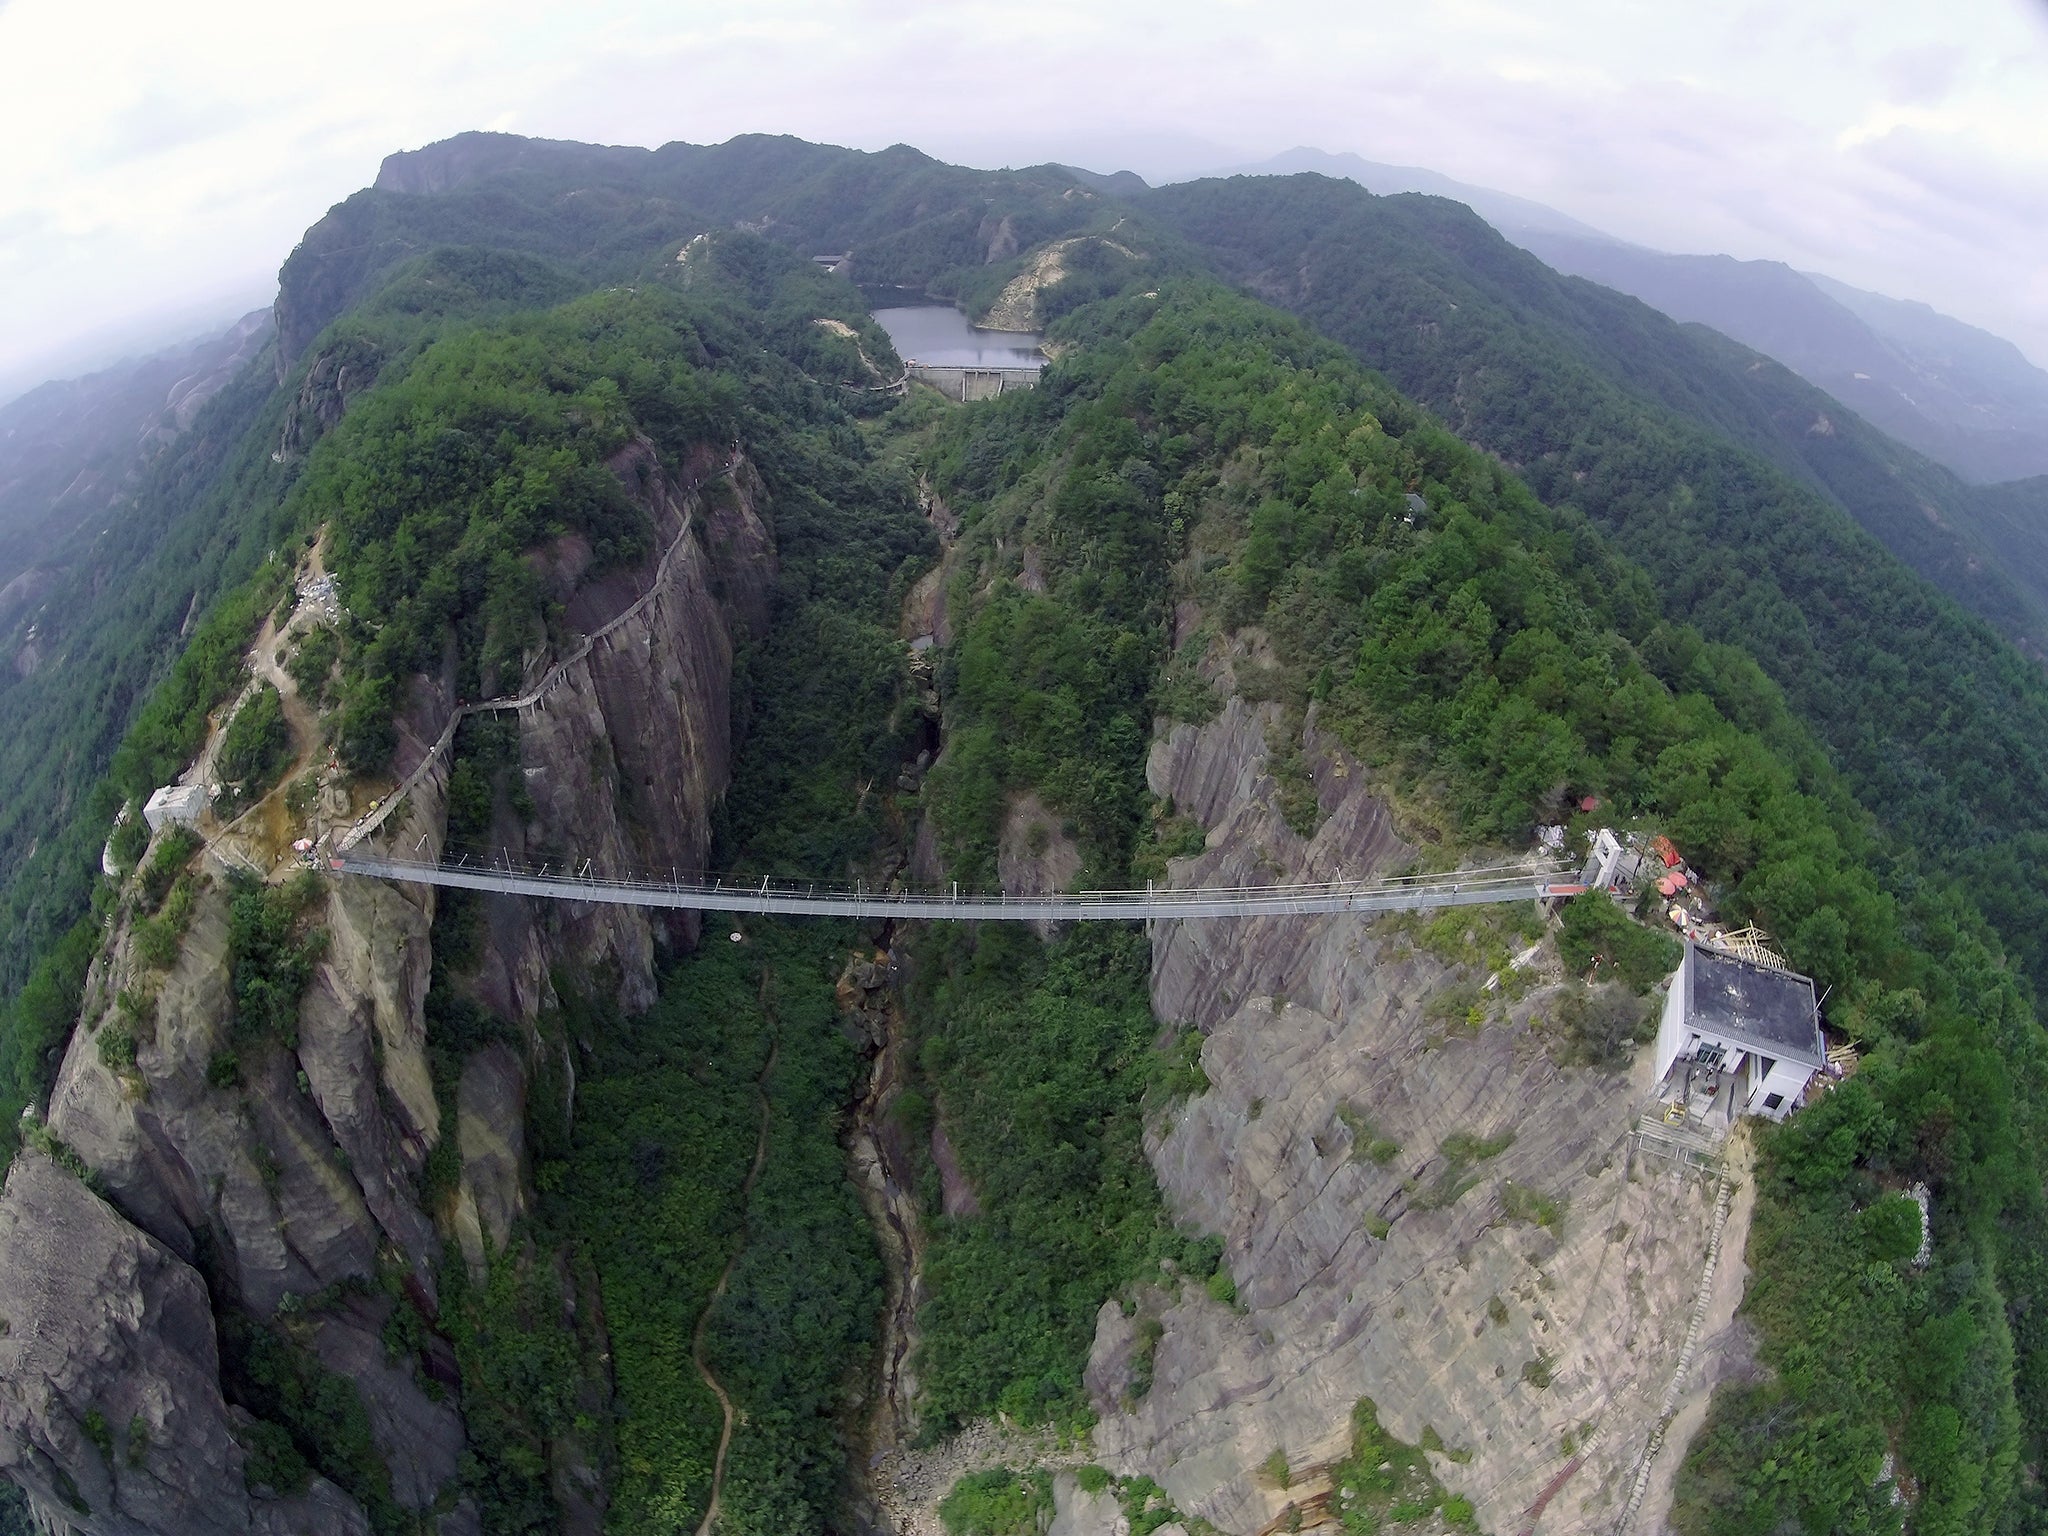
[[204, 537, 336, 872], [692, 1028, 778, 1536]]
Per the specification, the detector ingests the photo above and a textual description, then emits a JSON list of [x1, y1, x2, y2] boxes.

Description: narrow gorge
[[0, 131, 2032, 1536]]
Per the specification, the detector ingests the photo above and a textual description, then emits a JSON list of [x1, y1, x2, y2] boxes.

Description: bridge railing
[[331, 847, 1570, 916]]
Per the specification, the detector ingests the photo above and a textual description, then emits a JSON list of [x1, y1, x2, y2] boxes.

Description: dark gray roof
[[1684, 945, 1824, 1067]]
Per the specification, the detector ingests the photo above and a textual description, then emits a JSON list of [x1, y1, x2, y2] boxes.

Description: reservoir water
[[869, 306, 1045, 370]]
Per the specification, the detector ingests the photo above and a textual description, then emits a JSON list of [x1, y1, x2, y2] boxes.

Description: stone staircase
[[1613, 1174, 1734, 1532]]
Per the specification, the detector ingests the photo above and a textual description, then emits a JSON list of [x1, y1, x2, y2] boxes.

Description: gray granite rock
[[1066, 699, 1741, 1535], [0, 1149, 369, 1535], [1, 441, 774, 1529]]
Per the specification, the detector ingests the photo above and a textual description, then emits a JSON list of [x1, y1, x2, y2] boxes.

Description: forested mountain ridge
[[0, 132, 1186, 1067], [0, 212, 2006, 1533], [1148, 174, 2048, 646], [1139, 172, 2048, 994], [0, 249, 612, 1072], [0, 238, 929, 1536], [1515, 233, 2048, 485], [0, 133, 1139, 1104], [0, 337, 292, 1013], [277, 131, 1124, 369], [0, 309, 272, 609], [1231, 146, 2048, 484]]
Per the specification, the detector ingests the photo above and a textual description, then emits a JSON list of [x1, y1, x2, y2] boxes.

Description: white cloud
[[2, 0, 2045, 384]]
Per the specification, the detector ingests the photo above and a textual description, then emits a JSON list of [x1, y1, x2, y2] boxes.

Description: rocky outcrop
[[980, 236, 1141, 332], [1067, 697, 1739, 1535], [998, 793, 1082, 900], [306, 1293, 466, 1514], [1, 437, 776, 1531], [1045, 1472, 1123, 1536], [977, 214, 1020, 265], [0, 1149, 367, 1536], [297, 872, 442, 1281], [276, 338, 381, 460], [159, 311, 274, 435], [373, 132, 650, 197], [29, 863, 458, 1532], [899, 566, 950, 650], [451, 1043, 526, 1274], [46, 876, 392, 1310], [434, 442, 775, 1021]]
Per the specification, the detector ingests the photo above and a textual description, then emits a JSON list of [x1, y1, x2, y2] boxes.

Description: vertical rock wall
[[1071, 699, 1739, 1536], [0, 441, 773, 1534], [456, 443, 774, 1026], [0, 1150, 369, 1536]]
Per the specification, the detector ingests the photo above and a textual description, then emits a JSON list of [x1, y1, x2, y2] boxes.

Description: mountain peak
[[375, 130, 652, 195]]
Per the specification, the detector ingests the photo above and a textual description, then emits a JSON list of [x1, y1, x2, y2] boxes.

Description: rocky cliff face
[[444, 441, 774, 1025], [0, 1149, 369, 1536], [1062, 698, 1740, 1535], [275, 338, 380, 461], [0, 442, 773, 1533]]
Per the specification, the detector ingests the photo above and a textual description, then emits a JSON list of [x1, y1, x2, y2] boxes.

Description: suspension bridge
[[315, 442, 1584, 924], [331, 849, 1580, 922]]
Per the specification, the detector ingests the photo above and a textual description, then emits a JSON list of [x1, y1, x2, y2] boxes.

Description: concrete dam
[[909, 363, 1041, 402], [869, 304, 1044, 401]]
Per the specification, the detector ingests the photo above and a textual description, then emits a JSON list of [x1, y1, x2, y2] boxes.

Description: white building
[[143, 783, 207, 834], [1581, 828, 1626, 890], [1653, 942, 1824, 1126]]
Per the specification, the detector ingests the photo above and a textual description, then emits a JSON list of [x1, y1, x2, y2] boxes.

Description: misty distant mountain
[[0, 310, 272, 624], [1514, 231, 2048, 483], [1202, 147, 1617, 243], [1226, 148, 2048, 484]]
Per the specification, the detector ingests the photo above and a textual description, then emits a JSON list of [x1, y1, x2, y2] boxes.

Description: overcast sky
[[3, 0, 2045, 397]]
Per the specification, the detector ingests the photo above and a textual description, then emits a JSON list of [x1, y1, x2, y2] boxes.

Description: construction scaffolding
[[1703, 925, 1790, 971]]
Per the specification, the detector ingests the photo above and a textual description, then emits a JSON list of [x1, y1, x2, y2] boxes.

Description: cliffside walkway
[[333, 451, 744, 855], [332, 851, 1572, 921]]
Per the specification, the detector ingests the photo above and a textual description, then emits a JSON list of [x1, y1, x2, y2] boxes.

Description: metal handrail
[[331, 848, 1570, 921]]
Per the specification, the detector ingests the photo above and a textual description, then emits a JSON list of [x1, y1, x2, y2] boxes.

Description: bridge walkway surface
[[333, 852, 1572, 922]]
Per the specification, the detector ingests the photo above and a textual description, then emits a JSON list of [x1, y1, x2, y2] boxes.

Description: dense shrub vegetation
[[225, 873, 328, 1050], [1144, 175, 2048, 1006], [1326, 1397, 1476, 1534], [308, 306, 682, 766], [917, 371, 1166, 885], [909, 926, 1218, 1430], [517, 931, 879, 1536], [215, 683, 294, 805], [213, 1307, 403, 1533], [1556, 892, 1682, 990], [0, 1482, 32, 1534], [938, 1467, 1053, 1536]]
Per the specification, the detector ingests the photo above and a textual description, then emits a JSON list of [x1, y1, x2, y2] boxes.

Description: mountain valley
[[1, 131, 2046, 1536]]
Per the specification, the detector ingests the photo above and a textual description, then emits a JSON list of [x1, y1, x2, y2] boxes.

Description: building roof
[[1683, 943, 1824, 1067], [144, 783, 206, 816]]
